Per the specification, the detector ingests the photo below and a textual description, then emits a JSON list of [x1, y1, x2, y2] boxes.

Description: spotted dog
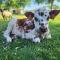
[[34, 7, 51, 39], [3, 8, 51, 43]]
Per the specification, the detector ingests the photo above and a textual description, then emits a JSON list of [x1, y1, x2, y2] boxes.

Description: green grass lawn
[[0, 14, 60, 60]]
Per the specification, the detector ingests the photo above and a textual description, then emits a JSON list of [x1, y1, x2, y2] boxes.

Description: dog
[[3, 12, 38, 43], [34, 7, 51, 39], [3, 7, 51, 43]]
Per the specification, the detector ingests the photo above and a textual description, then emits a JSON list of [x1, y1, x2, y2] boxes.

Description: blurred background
[[0, 0, 60, 13], [0, 1, 60, 60], [0, 0, 60, 19]]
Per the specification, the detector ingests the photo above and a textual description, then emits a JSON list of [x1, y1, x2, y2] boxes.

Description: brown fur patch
[[17, 19, 35, 32], [17, 19, 26, 26]]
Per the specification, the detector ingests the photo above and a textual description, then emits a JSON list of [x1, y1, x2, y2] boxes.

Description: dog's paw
[[33, 37, 40, 43], [46, 34, 51, 39], [22, 35, 25, 39], [7, 37, 12, 43]]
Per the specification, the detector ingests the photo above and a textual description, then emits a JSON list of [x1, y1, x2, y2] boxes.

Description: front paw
[[46, 34, 51, 39], [22, 35, 25, 39], [7, 37, 12, 43], [33, 37, 40, 43]]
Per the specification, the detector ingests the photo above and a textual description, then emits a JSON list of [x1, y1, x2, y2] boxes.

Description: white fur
[[3, 18, 40, 43], [3, 7, 51, 43], [34, 7, 51, 39]]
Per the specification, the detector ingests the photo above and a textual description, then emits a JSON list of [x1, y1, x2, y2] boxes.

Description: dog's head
[[34, 7, 50, 33]]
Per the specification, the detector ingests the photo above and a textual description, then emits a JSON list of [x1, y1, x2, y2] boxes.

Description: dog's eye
[[35, 17, 38, 21], [41, 12, 44, 16]]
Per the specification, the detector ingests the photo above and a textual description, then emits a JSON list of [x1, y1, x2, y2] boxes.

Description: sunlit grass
[[16, 15, 27, 19], [0, 14, 60, 60]]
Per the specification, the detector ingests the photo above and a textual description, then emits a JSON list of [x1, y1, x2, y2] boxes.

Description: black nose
[[41, 23, 44, 26]]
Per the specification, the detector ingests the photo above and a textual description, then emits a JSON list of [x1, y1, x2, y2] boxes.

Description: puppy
[[34, 7, 51, 39], [3, 8, 51, 43], [3, 12, 38, 43]]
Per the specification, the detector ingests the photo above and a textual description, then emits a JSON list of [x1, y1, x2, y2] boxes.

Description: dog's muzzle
[[39, 27, 47, 33]]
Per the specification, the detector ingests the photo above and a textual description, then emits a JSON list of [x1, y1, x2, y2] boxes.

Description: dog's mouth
[[39, 27, 47, 33]]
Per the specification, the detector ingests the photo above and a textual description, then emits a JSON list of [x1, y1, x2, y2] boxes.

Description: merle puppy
[[3, 7, 51, 43]]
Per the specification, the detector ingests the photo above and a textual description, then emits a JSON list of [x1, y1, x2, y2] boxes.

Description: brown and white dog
[[3, 7, 51, 43], [3, 12, 37, 43]]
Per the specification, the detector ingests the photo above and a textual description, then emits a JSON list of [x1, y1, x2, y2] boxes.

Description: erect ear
[[49, 10, 54, 19], [24, 12, 34, 18], [49, 10, 60, 19]]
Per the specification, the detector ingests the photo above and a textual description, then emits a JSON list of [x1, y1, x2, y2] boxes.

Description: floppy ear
[[49, 10, 60, 19], [24, 12, 34, 18]]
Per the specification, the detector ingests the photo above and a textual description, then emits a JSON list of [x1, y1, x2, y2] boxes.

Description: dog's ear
[[49, 10, 60, 19], [49, 10, 54, 19], [24, 12, 34, 18]]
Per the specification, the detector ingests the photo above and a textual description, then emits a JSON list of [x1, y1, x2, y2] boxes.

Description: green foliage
[[17, 0, 30, 7], [35, 0, 55, 4], [58, 0, 60, 2], [0, 0, 30, 9], [0, 2, 2, 8], [48, 0, 54, 3], [35, 0, 45, 4]]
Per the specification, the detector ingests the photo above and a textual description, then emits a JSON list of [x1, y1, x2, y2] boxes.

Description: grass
[[0, 14, 60, 60]]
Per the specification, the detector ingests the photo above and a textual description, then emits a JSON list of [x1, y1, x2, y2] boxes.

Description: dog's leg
[[10, 34, 17, 42], [45, 30, 51, 39], [4, 29, 12, 43], [32, 30, 41, 43], [32, 36, 41, 43], [46, 33, 51, 39], [41, 34, 45, 39], [20, 29, 25, 39], [21, 32, 25, 39], [3, 19, 15, 43]]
